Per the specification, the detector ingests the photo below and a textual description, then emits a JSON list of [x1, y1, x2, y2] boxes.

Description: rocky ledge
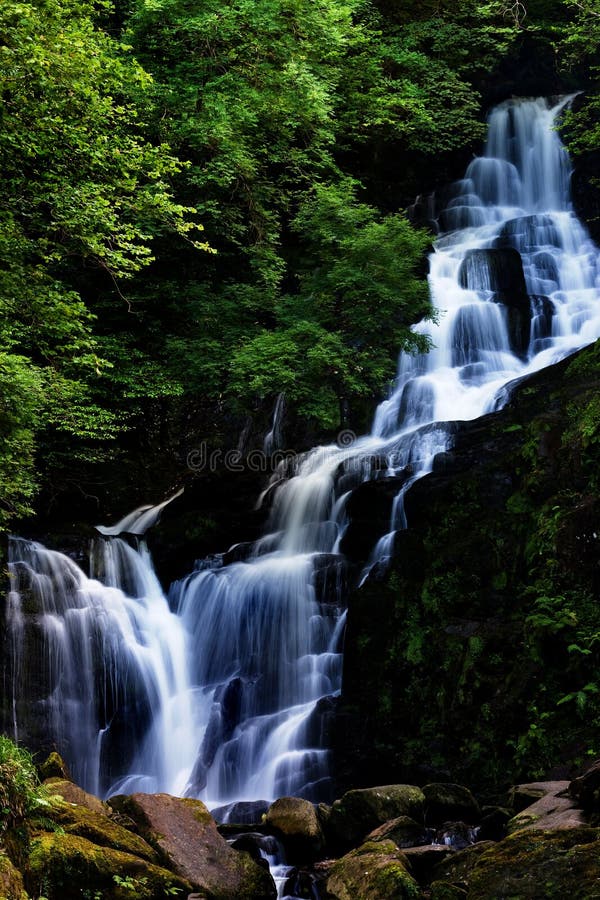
[[5, 753, 600, 898]]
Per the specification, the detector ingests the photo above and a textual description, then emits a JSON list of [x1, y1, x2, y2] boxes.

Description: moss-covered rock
[[326, 839, 423, 899], [429, 882, 467, 900], [507, 782, 585, 833], [44, 778, 107, 816], [26, 831, 191, 900], [51, 801, 158, 862], [38, 752, 69, 782], [467, 826, 600, 898], [0, 851, 27, 900], [111, 792, 276, 899], [328, 785, 425, 850], [264, 796, 325, 863]]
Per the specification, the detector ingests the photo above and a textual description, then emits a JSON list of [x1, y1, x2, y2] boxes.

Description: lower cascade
[[7, 95, 600, 818]]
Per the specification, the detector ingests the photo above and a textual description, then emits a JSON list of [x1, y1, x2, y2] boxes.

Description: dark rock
[[327, 785, 425, 851], [570, 759, 600, 811], [402, 844, 455, 882], [423, 783, 481, 827], [457, 248, 528, 308], [477, 807, 511, 842], [366, 815, 431, 849], [264, 797, 325, 864], [212, 800, 270, 826]]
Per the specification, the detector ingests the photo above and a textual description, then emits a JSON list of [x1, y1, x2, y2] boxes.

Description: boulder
[[402, 845, 455, 881], [477, 806, 511, 841], [326, 839, 423, 899], [0, 852, 27, 900], [570, 759, 600, 811], [423, 784, 481, 827], [509, 780, 568, 813], [328, 785, 425, 850], [264, 796, 325, 863], [44, 779, 108, 816], [212, 799, 269, 826], [366, 815, 430, 848], [51, 802, 158, 862], [508, 783, 586, 833], [110, 792, 276, 899], [38, 752, 70, 782], [467, 826, 600, 898], [26, 832, 190, 900], [429, 882, 467, 899]]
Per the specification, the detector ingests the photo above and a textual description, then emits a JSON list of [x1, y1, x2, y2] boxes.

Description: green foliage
[[0, 736, 50, 837]]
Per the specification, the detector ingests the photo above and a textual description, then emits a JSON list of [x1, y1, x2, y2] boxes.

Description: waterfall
[[6, 96, 600, 811]]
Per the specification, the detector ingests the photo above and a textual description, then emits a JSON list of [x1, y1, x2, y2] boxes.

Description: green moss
[[27, 832, 190, 900]]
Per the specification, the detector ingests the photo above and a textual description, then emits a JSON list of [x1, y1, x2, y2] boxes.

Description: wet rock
[[110, 792, 276, 899], [212, 799, 270, 826], [366, 815, 431, 849], [423, 783, 481, 827], [458, 248, 528, 308], [265, 796, 325, 864], [26, 832, 190, 900], [326, 839, 422, 899], [434, 822, 478, 850], [327, 785, 425, 851]]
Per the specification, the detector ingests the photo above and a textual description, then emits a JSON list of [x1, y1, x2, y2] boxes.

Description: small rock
[[38, 751, 70, 782], [402, 844, 455, 881], [366, 815, 431, 848]]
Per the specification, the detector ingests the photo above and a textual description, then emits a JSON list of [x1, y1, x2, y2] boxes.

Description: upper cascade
[[5, 96, 600, 820]]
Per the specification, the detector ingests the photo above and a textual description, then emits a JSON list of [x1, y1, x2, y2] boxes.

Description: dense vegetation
[[2, 0, 598, 530]]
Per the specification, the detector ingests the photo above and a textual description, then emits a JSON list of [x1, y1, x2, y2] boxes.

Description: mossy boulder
[[38, 752, 69, 782], [26, 831, 190, 900], [0, 852, 27, 900], [423, 783, 480, 827], [44, 778, 107, 816], [326, 839, 423, 899], [51, 801, 158, 862], [466, 826, 600, 898], [264, 796, 325, 863], [328, 785, 425, 850], [111, 792, 276, 899], [430, 841, 497, 886], [429, 883, 467, 899]]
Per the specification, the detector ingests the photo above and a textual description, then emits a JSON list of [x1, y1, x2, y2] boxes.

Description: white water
[[6, 97, 600, 814]]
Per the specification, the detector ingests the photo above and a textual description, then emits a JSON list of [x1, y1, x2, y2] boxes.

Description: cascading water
[[6, 98, 600, 829]]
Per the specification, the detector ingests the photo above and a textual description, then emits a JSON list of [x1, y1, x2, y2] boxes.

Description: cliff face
[[335, 341, 600, 796]]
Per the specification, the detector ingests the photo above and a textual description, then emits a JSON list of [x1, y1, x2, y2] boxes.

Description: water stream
[[6, 98, 600, 860]]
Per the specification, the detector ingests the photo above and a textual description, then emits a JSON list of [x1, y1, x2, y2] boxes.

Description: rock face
[[335, 345, 600, 794], [110, 792, 276, 899], [264, 796, 325, 863], [327, 785, 425, 851], [326, 839, 422, 900]]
